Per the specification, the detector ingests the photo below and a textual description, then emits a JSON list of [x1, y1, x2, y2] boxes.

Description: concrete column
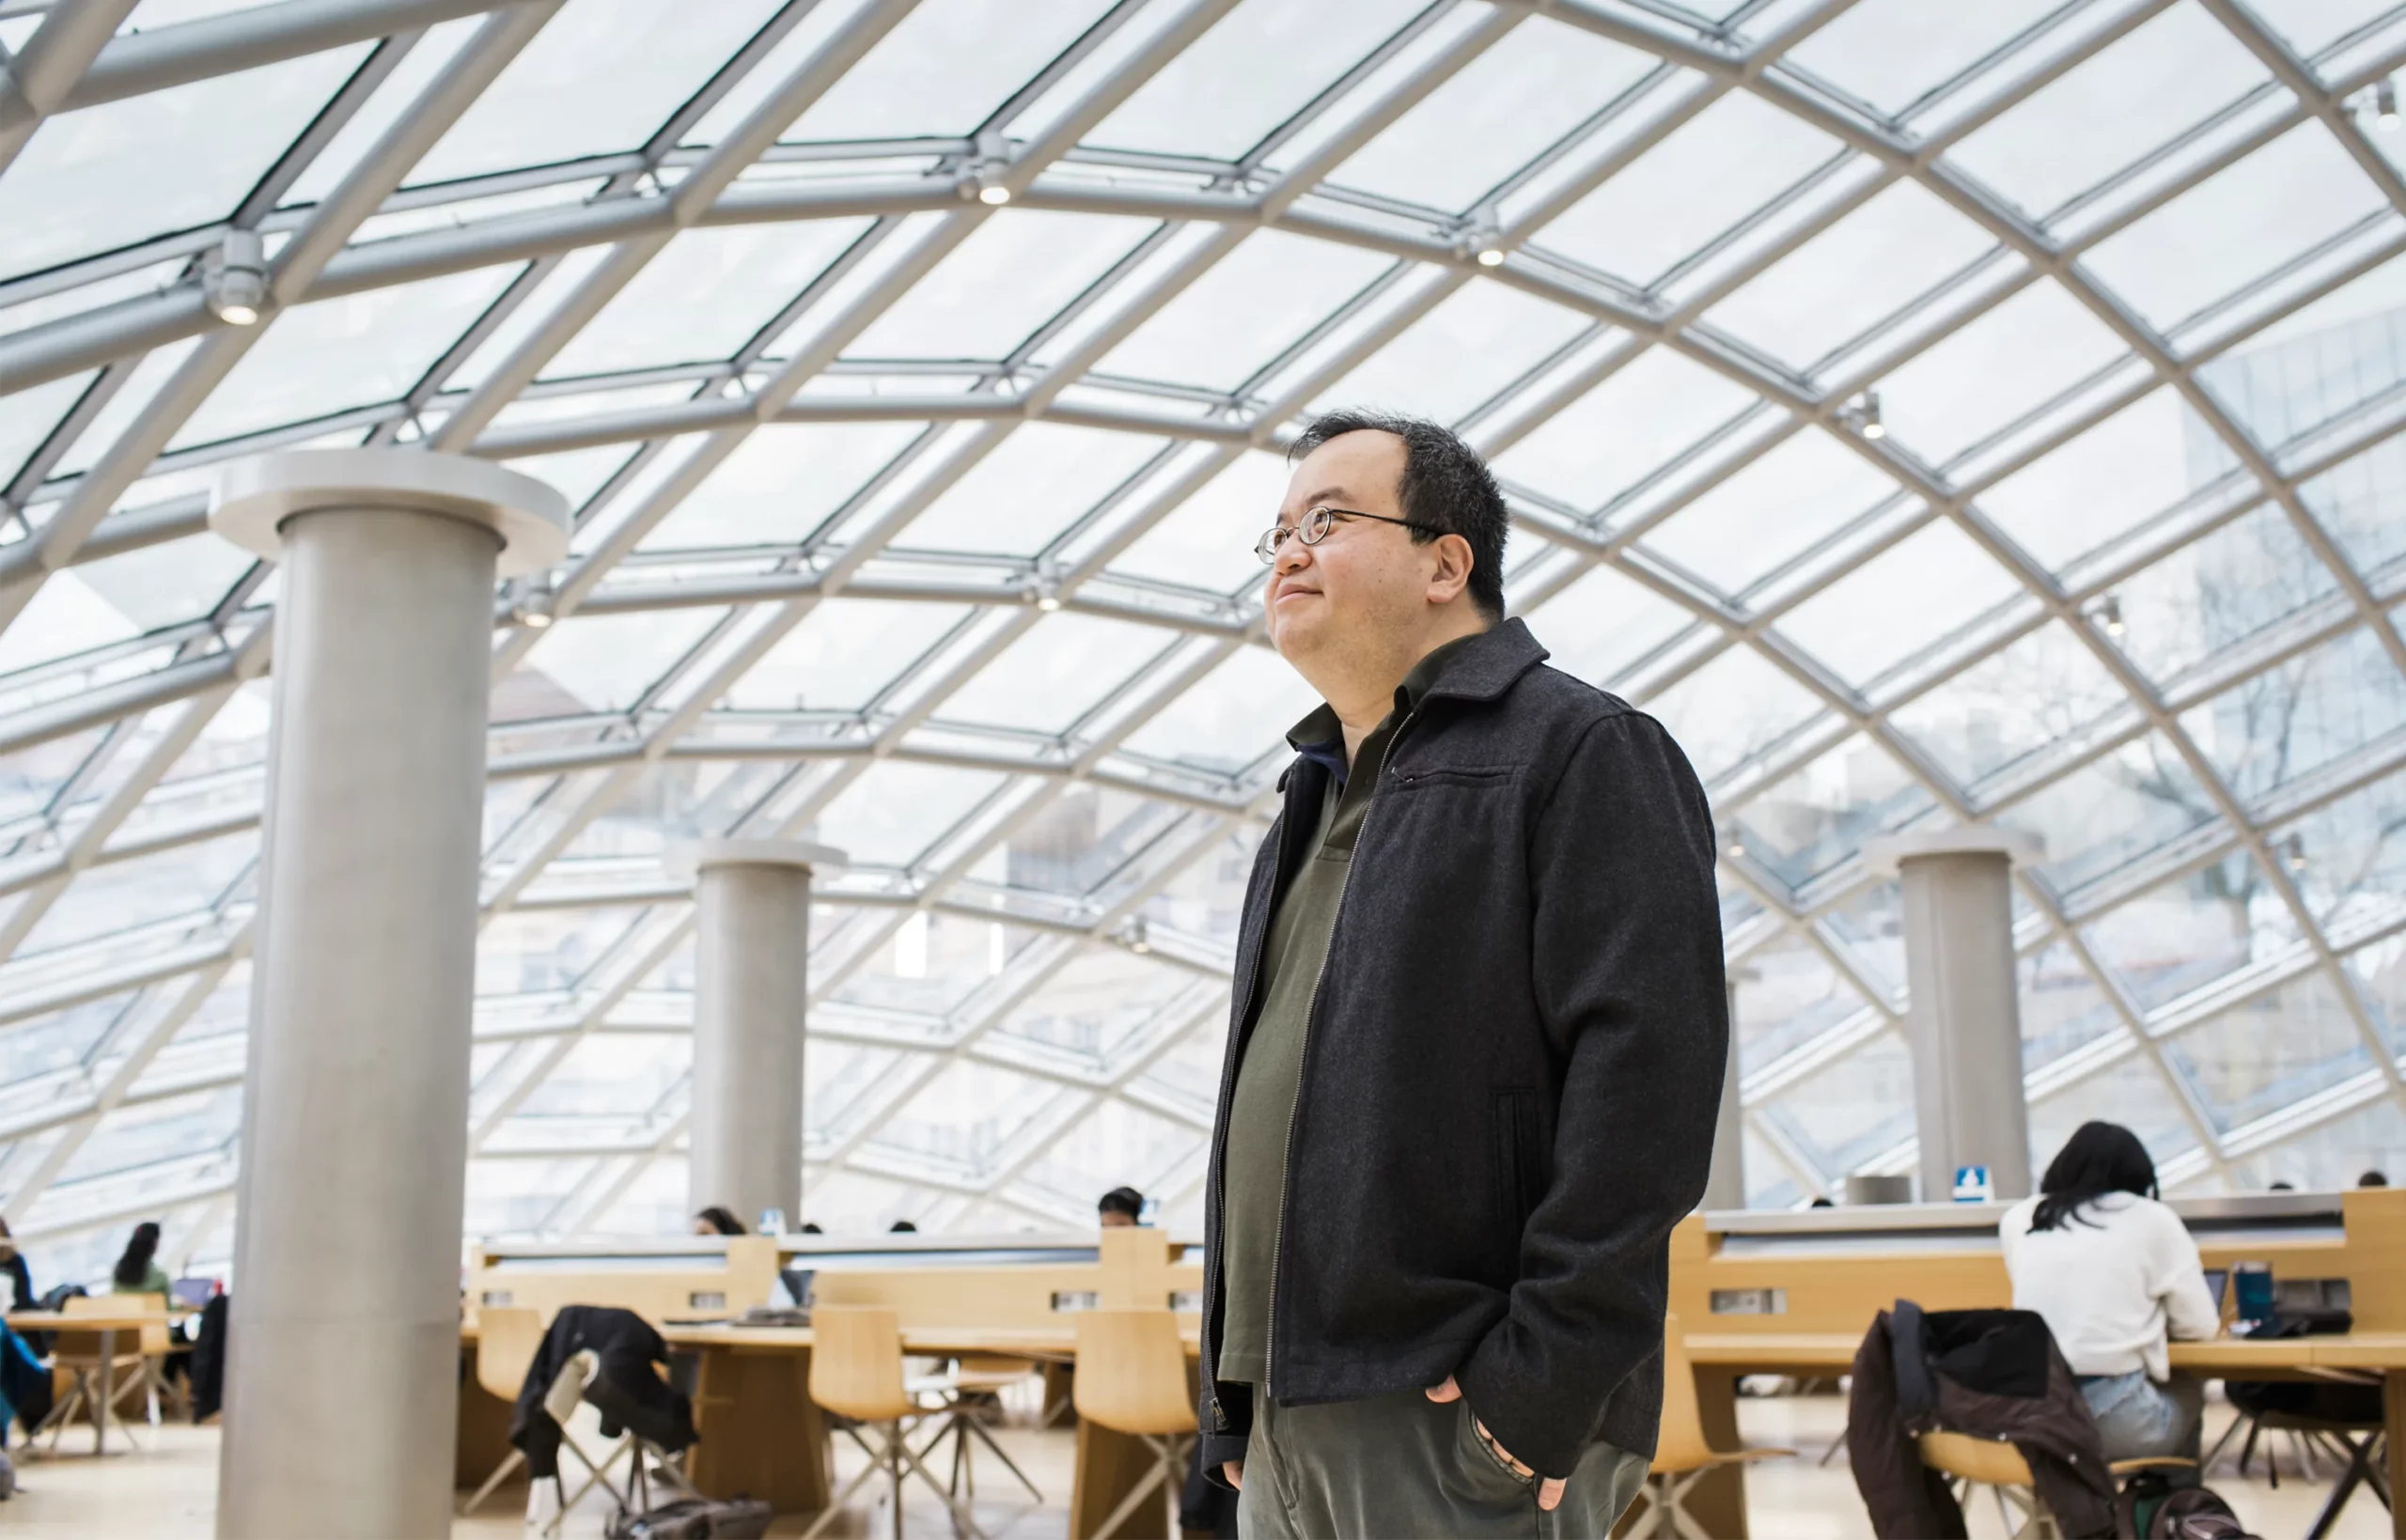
[[1867, 828, 2045, 1205], [1703, 975, 1746, 1210], [673, 840, 847, 1231], [210, 449, 566, 1538]]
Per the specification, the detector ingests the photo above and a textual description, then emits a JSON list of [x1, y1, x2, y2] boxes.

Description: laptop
[[169, 1277, 216, 1309], [776, 1268, 815, 1311]]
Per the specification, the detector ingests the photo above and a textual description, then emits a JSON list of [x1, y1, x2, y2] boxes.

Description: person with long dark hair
[[2000, 1123, 2217, 1465], [689, 1206, 746, 1237], [110, 1221, 170, 1299]]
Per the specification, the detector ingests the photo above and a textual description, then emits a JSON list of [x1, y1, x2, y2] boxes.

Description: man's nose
[[1273, 535, 1313, 579]]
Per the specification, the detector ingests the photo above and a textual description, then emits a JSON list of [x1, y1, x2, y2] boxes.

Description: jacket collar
[[1280, 619, 1550, 781]]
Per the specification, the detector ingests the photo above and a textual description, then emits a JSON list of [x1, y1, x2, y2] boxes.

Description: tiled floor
[[4, 1390, 2395, 1537]]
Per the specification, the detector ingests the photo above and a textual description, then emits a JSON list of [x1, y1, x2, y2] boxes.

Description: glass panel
[[2350, 933, 2406, 1060], [1491, 347, 1758, 514], [1702, 181, 1996, 373], [2300, 431, 2406, 586], [896, 424, 1168, 556], [2276, 766, 2406, 937], [2168, 971, 2370, 1133], [1997, 734, 2222, 901], [1638, 428, 1898, 597], [1521, 564, 1693, 692], [1089, 0, 1423, 160], [993, 947, 1192, 1061], [514, 1034, 689, 1118], [2021, 941, 2123, 1072], [1821, 881, 1906, 1001], [2223, 1091, 2406, 1192], [810, 761, 1006, 868], [1011, 1100, 1203, 1220], [938, 612, 1176, 736], [1781, 0, 2063, 120], [1120, 646, 1316, 777], [2201, 258, 2406, 456], [1097, 229, 1391, 392], [1108, 448, 1290, 597], [849, 212, 1153, 361], [782, 0, 1115, 141], [2081, 853, 2304, 1013], [1942, 6, 2273, 225], [860, 1059, 1060, 1177], [0, 992, 132, 1089], [1539, 92, 1843, 292], [1890, 620, 2133, 795], [835, 913, 1041, 1017], [644, 422, 927, 550], [2027, 1053, 2200, 1173], [727, 599, 970, 713], [1976, 388, 2244, 579], [476, 907, 649, 997], [0, 372, 92, 488], [66, 536, 256, 635], [1644, 644, 1826, 786], [2184, 625, 2406, 810], [0, 49, 363, 281], [1759, 1029, 1914, 1179], [2112, 506, 2341, 693], [19, 831, 255, 958], [512, 608, 725, 715], [2083, 124, 2391, 336], [1773, 520, 2023, 690], [410, 0, 785, 185], [1311, 280, 1589, 427], [174, 268, 520, 447], [1728, 736, 1937, 891], [1876, 279, 2131, 471], [545, 223, 871, 378], [51, 1084, 242, 1187], [1328, 20, 1655, 214]]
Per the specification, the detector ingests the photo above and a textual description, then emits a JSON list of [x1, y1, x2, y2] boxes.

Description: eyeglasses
[[1255, 505, 1444, 565]]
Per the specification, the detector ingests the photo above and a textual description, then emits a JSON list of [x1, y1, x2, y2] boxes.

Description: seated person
[[1097, 1186, 1144, 1229], [690, 1206, 746, 1237], [2001, 1122, 2217, 1465], [110, 1221, 170, 1299]]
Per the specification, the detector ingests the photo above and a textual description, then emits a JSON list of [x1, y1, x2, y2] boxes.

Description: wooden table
[[1681, 1330, 2406, 1538], [459, 1318, 1202, 1538], [6, 1308, 182, 1456]]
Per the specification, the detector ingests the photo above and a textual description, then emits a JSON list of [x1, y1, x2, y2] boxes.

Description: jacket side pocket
[[1492, 1087, 1541, 1229]]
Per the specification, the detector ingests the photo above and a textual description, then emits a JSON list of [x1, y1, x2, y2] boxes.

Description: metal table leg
[[94, 1328, 115, 1456]]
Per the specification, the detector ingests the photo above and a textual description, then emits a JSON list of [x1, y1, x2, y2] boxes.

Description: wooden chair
[[1918, 1430, 2195, 1540], [923, 1353, 1044, 1507], [39, 1297, 165, 1452], [1071, 1310, 1196, 1540], [803, 1306, 983, 1540], [458, 1309, 544, 1515], [1626, 1314, 1795, 1540]]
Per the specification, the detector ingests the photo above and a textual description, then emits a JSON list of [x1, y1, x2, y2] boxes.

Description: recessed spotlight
[[2380, 78, 2399, 131], [977, 183, 1012, 206], [1474, 246, 1506, 268]]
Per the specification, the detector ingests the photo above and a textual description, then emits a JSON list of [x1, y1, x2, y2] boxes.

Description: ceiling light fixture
[[2282, 832, 2308, 872], [2381, 78, 2399, 130], [1475, 244, 1506, 268], [514, 569, 557, 630], [1028, 569, 1062, 612], [2095, 596, 2125, 638], [204, 229, 268, 326], [1858, 390, 1884, 440], [1127, 916, 1151, 955]]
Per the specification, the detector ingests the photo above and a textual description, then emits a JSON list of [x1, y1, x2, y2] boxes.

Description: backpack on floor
[[603, 1497, 773, 1540], [2114, 1473, 2258, 1540]]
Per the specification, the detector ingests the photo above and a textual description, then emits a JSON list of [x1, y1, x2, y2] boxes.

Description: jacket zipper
[[1262, 709, 1416, 1401], [1201, 816, 1290, 1435]]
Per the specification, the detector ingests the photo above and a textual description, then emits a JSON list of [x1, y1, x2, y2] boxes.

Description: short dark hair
[[1098, 1186, 1144, 1219], [695, 1206, 746, 1236], [1288, 410, 1508, 621]]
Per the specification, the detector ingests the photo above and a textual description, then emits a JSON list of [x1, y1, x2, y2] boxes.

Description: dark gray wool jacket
[[1197, 617, 1729, 1482]]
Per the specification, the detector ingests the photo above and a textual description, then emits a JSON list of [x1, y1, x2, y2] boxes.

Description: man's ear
[[1426, 533, 1476, 604]]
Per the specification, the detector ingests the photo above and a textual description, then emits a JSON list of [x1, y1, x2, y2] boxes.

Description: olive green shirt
[[1217, 636, 1476, 1386]]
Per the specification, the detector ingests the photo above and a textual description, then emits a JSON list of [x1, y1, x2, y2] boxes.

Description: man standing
[[1198, 411, 1728, 1536]]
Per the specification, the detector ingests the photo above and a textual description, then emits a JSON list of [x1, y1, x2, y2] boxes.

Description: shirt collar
[[1284, 630, 1492, 785]]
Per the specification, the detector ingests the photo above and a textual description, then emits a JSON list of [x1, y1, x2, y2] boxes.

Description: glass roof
[[6, 0, 2406, 1262]]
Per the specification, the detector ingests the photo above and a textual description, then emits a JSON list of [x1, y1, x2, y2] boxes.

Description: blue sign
[[1952, 1165, 1993, 1203]]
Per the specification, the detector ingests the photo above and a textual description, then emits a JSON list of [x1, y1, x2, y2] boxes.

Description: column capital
[[210, 447, 570, 577], [670, 839, 850, 880], [1864, 826, 2043, 878]]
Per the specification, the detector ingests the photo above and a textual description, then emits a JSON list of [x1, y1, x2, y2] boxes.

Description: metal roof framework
[[2, 0, 2405, 1273]]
